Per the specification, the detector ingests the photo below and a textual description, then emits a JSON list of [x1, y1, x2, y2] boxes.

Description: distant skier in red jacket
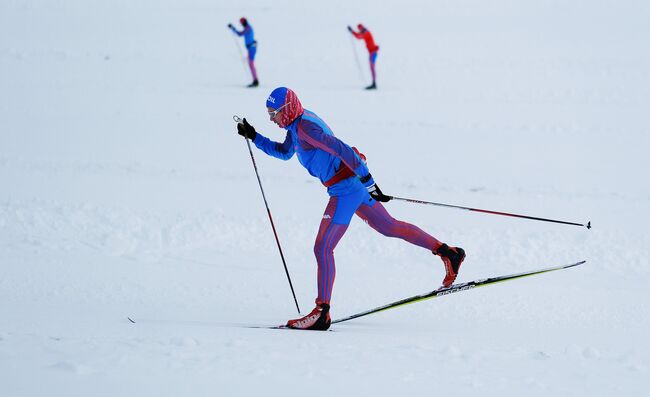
[[348, 23, 379, 90]]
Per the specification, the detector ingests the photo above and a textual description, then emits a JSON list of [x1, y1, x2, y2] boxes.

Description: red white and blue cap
[[266, 87, 288, 109], [266, 87, 304, 128]]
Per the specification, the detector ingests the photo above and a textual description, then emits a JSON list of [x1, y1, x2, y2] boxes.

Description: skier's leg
[[249, 60, 258, 81], [355, 200, 442, 251], [356, 199, 466, 287], [313, 190, 366, 304], [248, 47, 258, 83], [314, 198, 348, 305], [369, 51, 377, 84], [285, 193, 361, 331]]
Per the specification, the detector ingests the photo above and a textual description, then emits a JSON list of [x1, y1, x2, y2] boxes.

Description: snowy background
[[1, 0, 649, 395]]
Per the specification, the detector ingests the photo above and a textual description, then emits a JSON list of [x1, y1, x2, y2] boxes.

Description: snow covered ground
[[1, 0, 649, 395]]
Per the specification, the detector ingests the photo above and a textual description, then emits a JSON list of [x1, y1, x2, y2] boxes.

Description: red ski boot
[[435, 243, 466, 288], [286, 303, 331, 331]]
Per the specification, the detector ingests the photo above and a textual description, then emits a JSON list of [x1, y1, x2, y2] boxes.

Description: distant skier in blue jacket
[[228, 17, 259, 87], [236, 87, 466, 330]]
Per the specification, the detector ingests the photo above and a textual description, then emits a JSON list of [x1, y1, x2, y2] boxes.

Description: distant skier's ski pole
[[230, 35, 249, 77], [233, 115, 301, 314], [390, 196, 591, 229], [349, 34, 364, 81]]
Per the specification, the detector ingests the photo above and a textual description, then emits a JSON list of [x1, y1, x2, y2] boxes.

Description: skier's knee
[[314, 240, 328, 257]]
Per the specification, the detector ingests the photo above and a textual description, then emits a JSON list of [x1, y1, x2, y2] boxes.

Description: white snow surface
[[1, 0, 649, 395]]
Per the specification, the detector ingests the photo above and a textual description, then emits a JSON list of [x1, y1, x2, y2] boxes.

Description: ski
[[246, 325, 288, 330], [245, 325, 335, 332], [332, 260, 586, 324]]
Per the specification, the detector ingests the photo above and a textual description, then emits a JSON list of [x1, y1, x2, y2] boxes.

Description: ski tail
[[332, 260, 585, 324]]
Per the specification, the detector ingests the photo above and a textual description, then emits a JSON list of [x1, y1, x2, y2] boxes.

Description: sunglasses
[[268, 103, 289, 119]]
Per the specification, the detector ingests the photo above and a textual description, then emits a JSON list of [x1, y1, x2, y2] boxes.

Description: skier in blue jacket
[[228, 17, 258, 87], [236, 87, 466, 330]]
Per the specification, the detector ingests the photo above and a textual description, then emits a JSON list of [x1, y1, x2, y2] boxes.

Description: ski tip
[[127, 317, 136, 324], [244, 324, 288, 329]]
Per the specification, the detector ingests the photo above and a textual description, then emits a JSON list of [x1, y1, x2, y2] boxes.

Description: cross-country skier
[[236, 87, 465, 330], [348, 23, 379, 90], [228, 17, 259, 87]]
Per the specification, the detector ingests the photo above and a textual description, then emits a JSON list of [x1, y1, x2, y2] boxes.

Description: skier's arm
[[253, 132, 295, 161], [237, 118, 294, 160], [296, 122, 369, 178], [228, 25, 244, 36], [297, 120, 391, 202], [348, 26, 363, 39]]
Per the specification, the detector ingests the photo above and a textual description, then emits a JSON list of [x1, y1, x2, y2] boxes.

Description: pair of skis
[[264, 260, 585, 329], [127, 260, 585, 330]]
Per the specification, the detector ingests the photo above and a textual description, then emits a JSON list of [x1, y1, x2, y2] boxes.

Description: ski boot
[[435, 243, 466, 287], [247, 79, 259, 88], [365, 82, 377, 90], [286, 303, 331, 331]]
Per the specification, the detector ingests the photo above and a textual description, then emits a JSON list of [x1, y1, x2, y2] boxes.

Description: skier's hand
[[368, 183, 392, 202], [237, 118, 257, 140], [347, 25, 353, 33], [228, 23, 233, 28], [360, 173, 392, 202]]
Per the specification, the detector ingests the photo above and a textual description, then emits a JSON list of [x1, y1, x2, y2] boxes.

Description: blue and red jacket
[[230, 25, 256, 48], [252, 110, 370, 196]]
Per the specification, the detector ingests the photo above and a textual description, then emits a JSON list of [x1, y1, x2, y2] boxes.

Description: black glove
[[347, 25, 353, 32], [367, 183, 392, 202], [228, 23, 233, 28], [237, 118, 257, 140], [360, 173, 392, 202]]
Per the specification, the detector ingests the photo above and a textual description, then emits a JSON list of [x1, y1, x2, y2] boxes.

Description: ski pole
[[349, 33, 364, 81], [230, 33, 248, 77], [233, 115, 301, 314], [390, 195, 591, 229]]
